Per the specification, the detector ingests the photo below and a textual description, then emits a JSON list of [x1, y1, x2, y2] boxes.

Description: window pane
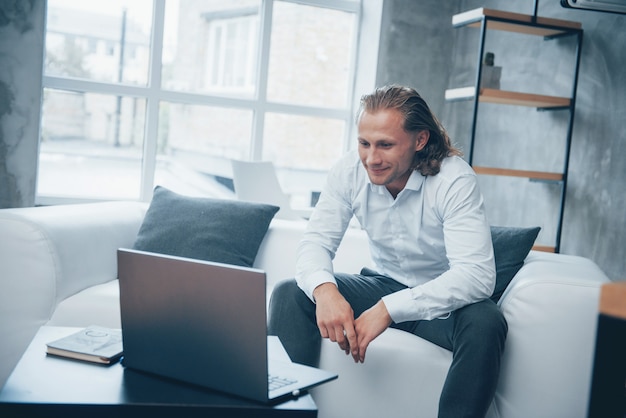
[[162, 0, 260, 97], [262, 113, 345, 207], [267, 1, 355, 108], [45, 0, 153, 85], [155, 102, 253, 196], [38, 89, 145, 199]]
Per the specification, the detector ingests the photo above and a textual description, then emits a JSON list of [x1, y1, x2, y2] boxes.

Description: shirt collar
[[368, 169, 425, 194], [405, 170, 426, 191]]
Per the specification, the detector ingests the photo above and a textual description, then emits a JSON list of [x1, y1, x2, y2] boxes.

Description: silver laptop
[[117, 248, 337, 404]]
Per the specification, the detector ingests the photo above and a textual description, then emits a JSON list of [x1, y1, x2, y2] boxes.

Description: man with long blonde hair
[[269, 85, 507, 417]]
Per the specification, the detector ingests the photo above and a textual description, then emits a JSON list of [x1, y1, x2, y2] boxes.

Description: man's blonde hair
[[358, 85, 461, 176]]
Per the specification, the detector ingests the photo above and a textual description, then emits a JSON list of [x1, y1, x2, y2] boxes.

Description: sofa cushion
[[133, 186, 279, 268], [490, 226, 541, 302]]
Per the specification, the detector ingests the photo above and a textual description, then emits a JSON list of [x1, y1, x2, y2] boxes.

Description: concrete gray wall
[[0, 0, 44, 208], [377, 0, 625, 280]]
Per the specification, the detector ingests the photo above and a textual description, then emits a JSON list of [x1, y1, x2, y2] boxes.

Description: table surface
[[0, 326, 317, 417]]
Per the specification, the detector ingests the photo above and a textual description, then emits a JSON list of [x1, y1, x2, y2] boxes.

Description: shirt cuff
[[298, 270, 337, 302], [382, 288, 417, 324]]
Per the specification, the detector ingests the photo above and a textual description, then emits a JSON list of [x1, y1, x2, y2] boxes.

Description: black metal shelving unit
[[445, 6, 583, 253]]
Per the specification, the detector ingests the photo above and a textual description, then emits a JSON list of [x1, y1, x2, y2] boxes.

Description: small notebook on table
[[46, 325, 123, 365]]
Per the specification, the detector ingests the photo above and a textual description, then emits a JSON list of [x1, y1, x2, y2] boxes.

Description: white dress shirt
[[296, 151, 495, 323]]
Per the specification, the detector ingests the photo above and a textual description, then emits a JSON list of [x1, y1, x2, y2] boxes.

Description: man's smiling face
[[357, 108, 429, 198]]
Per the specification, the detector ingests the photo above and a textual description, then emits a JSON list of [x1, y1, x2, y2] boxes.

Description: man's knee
[[270, 278, 306, 305], [268, 278, 314, 321], [457, 300, 508, 343]]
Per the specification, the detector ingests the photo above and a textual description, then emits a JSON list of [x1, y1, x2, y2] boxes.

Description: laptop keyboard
[[268, 374, 297, 391]]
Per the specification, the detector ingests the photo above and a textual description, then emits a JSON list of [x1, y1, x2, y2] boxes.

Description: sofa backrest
[[255, 218, 373, 290]]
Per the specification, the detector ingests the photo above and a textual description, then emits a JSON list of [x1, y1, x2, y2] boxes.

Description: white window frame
[[37, 0, 382, 205]]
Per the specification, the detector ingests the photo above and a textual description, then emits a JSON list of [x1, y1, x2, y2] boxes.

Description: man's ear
[[415, 130, 430, 151]]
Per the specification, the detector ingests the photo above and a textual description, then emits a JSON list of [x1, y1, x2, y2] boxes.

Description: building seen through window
[[38, 0, 365, 207]]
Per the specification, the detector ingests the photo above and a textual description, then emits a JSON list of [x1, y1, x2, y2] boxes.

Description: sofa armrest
[[0, 201, 146, 388], [495, 251, 610, 418]]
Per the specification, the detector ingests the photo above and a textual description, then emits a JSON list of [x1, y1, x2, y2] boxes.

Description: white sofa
[[0, 201, 611, 418]]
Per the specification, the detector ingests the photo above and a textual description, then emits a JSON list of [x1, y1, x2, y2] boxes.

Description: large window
[[38, 0, 380, 206]]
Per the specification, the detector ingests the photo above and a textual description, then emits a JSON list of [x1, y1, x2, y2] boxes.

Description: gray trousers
[[267, 268, 508, 418]]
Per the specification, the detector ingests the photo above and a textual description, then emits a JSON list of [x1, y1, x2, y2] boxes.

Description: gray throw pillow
[[133, 186, 279, 268], [490, 226, 541, 302]]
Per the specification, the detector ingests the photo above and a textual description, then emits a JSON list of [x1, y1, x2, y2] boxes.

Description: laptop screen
[[118, 248, 269, 401]]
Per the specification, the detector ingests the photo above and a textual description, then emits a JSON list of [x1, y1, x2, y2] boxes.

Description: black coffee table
[[0, 326, 317, 417]]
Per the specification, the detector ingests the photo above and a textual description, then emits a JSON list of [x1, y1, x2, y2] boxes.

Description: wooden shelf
[[445, 87, 571, 108], [473, 166, 564, 182], [452, 8, 582, 37], [532, 244, 556, 253]]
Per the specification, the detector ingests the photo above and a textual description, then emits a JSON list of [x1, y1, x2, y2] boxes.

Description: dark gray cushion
[[133, 186, 279, 268], [490, 226, 541, 302]]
